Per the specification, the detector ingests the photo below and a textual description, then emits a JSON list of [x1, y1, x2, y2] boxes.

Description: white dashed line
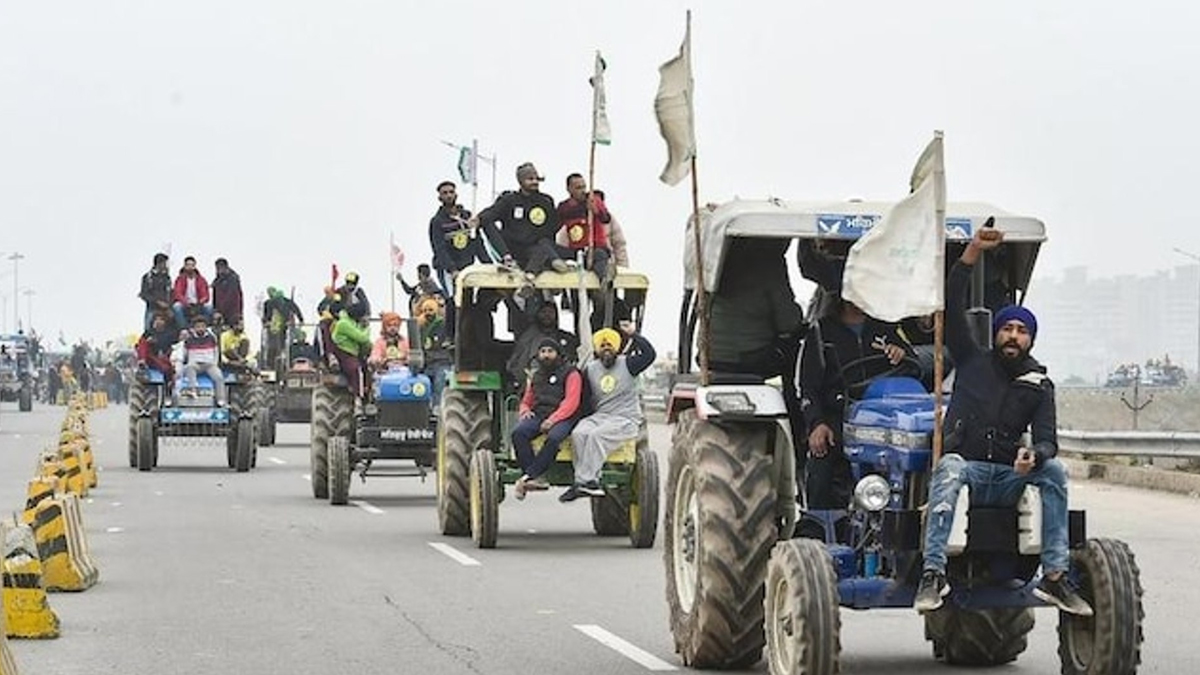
[[105, 527, 125, 534], [428, 542, 482, 567], [574, 625, 677, 671], [154, 491, 164, 496], [111, 502, 123, 507], [351, 500, 385, 515], [268, 457, 286, 465], [302, 474, 312, 482]]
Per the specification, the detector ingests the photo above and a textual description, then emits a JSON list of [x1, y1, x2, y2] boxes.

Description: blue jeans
[[173, 302, 212, 329], [511, 416, 573, 480], [923, 453, 1070, 575], [426, 362, 448, 409]]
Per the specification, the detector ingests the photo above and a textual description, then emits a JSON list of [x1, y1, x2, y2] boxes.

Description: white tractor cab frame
[[668, 198, 1046, 425]]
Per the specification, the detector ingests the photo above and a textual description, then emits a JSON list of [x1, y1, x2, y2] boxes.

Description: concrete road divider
[[0, 531, 21, 675], [36, 454, 66, 496], [54, 444, 88, 499], [29, 495, 98, 592], [1, 520, 60, 639], [20, 479, 56, 526]]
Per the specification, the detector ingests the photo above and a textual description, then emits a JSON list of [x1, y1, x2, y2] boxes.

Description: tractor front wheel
[[1057, 538, 1144, 675]]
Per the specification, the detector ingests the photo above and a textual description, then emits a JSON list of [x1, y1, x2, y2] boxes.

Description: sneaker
[[579, 480, 605, 498], [550, 259, 570, 274], [526, 477, 551, 491], [514, 476, 529, 501], [1034, 574, 1094, 616], [914, 570, 950, 612], [558, 485, 583, 503]]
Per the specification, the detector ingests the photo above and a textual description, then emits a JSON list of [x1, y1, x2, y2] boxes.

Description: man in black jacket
[[914, 226, 1090, 617], [428, 180, 493, 335], [139, 253, 172, 331], [799, 298, 912, 510], [469, 162, 569, 274]]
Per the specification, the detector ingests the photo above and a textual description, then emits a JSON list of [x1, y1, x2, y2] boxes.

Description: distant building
[[1030, 264, 1200, 382]]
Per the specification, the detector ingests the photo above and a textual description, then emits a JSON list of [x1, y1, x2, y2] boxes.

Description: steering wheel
[[836, 353, 924, 398]]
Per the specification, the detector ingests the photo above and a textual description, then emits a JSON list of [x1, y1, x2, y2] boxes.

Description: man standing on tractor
[[212, 258, 244, 327], [368, 311, 409, 371], [331, 302, 372, 399], [561, 322, 656, 502], [263, 287, 304, 368], [180, 314, 226, 406], [429, 180, 492, 335], [139, 252, 172, 331], [799, 297, 913, 512], [511, 338, 582, 500], [336, 272, 371, 318], [557, 173, 612, 281], [913, 226, 1091, 617], [172, 256, 212, 329], [398, 264, 444, 314], [468, 162, 570, 274]]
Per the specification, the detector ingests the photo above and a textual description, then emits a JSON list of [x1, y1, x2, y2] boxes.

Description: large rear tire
[[1057, 538, 1144, 675], [438, 390, 490, 536], [136, 417, 156, 472], [310, 383, 352, 499], [925, 606, 1035, 666], [664, 411, 779, 669], [469, 448, 499, 549], [629, 440, 660, 549], [257, 407, 277, 447], [328, 437, 352, 505], [763, 539, 841, 675]]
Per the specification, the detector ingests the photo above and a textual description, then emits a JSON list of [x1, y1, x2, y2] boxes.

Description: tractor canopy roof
[[685, 199, 1047, 293], [456, 263, 649, 303]]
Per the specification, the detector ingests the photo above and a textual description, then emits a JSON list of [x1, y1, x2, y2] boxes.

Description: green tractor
[[435, 263, 659, 549], [254, 323, 319, 447]]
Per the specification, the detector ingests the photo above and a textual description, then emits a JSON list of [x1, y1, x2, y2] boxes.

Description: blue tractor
[[310, 318, 438, 505], [663, 201, 1144, 674], [127, 365, 257, 472]]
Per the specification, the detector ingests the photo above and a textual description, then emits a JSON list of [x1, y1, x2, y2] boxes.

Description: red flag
[[391, 243, 405, 270], [331, 264, 339, 287]]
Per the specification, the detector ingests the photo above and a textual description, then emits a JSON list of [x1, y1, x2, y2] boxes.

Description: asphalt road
[[1, 400, 1195, 674]]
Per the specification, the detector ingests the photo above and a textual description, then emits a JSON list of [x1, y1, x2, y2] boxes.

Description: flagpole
[[471, 138, 480, 213], [931, 130, 947, 467], [683, 11, 709, 386], [390, 232, 397, 313]]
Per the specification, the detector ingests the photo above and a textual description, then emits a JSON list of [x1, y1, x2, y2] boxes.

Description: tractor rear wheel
[[310, 383, 352, 499], [664, 411, 778, 669], [438, 390, 490, 536]]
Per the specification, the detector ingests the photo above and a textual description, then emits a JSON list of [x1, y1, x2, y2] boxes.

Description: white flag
[[655, 17, 695, 186], [842, 133, 946, 322], [591, 52, 611, 146]]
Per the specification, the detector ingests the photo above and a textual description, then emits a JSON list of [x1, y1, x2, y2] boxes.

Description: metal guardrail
[[642, 393, 1200, 459], [1057, 430, 1200, 459]]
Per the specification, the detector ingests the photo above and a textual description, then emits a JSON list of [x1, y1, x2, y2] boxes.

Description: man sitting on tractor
[[172, 256, 212, 330], [416, 296, 451, 406], [511, 338, 583, 500], [507, 300, 580, 390], [180, 314, 226, 406], [913, 225, 1091, 617], [136, 313, 178, 385], [561, 323, 656, 502], [263, 287, 304, 368], [331, 302, 372, 398], [220, 316, 251, 372], [368, 311, 409, 371]]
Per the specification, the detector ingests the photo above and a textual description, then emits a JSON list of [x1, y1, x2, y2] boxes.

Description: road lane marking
[[428, 542, 482, 567], [111, 502, 123, 507], [154, 491, 164, 496], [351, 500, 385, 515], [302, 474, 311, 481], [105, 527, 125, 534], [268, 457, 286, 465], [574, 625, 677, 671]]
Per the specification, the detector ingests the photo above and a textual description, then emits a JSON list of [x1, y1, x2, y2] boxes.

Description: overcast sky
[[2, 1, 1198, 355]]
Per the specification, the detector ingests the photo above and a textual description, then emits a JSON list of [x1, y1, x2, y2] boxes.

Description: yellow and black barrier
[[0, 540, 20, 674], [20, 479, 56, 526], [1, 521, 60, 640], [36, 453, 66, 496], [54, 443, 88, 499], [29, 495, 98, 593]]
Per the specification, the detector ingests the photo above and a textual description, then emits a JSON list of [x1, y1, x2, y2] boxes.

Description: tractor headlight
[[853, 475, 892, 512], [705, 391, 756, 415]]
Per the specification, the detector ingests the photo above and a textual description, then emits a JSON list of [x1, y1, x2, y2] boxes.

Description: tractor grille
[[377, 402, 431, 429]]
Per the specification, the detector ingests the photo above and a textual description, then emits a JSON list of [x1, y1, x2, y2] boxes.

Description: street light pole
[[7, 252, 23, 332], [22, 288, 35, 331], [1173, 247, 1200, 380]]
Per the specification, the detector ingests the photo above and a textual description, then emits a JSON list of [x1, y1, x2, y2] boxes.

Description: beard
[[600, 353, 617, 368], [995, 339, 1030, 364]]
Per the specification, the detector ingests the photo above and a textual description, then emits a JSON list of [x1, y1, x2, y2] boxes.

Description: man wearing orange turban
[[368, 311, 409, 370]]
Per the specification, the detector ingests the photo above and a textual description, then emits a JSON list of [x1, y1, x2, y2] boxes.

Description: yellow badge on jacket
[[529, 206, 547, 226], [600, 374, 617, 394], [569, 224, 586, 243], [452, 231, 470, 249]]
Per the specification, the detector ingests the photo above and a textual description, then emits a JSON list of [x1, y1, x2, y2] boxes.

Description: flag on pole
[[654, 17, 695, 186], [842, 132, 947, 322], [331, 263, 340, 287], [391, 241, 405, 271], [591, 51, 612, 146], [457, 145, 477, 185]]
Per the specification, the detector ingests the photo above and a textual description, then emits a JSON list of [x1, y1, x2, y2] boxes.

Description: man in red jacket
[[510, 338, 582, 499], [211, 258, 244, 327], [172, 256, 212, 329], [557, 173, 612, 280]]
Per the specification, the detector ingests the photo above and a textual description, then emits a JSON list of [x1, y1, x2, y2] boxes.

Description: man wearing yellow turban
[[560, 321, 656, 502]]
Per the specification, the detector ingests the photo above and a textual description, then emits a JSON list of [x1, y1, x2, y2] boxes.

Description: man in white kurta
[[561, 323, 657, 502]]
